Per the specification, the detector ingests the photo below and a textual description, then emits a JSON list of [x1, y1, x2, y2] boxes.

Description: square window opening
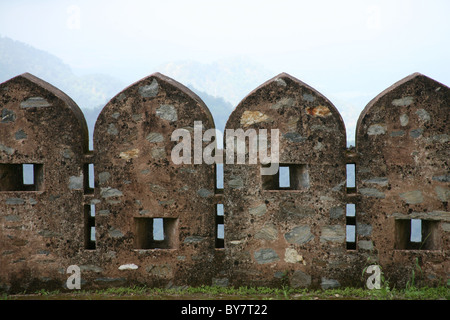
[[134, 217, 178, 249], [262, 163, 309, 190], [0, 163, 43, 191], [395, 219, 438, 250]]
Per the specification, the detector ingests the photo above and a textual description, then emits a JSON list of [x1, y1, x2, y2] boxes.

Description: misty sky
[[1, 0, 449, 128]]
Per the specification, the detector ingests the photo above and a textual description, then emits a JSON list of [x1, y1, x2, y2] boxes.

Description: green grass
[[3, 285, 449, 300]]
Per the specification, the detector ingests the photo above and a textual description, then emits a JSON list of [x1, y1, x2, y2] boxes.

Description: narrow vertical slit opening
[[215, 203, 224, 249], [84, 204, 96, 250], [346, 203, 356, 250]]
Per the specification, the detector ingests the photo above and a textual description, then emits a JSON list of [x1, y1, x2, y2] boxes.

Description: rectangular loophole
[[134, 217, 178, 249], [279, 166, 290, 188], [215, 163, 224, 194], [153, 218, 164, 241], [215, 204, 224, 248], [22, 164, 34, 185], [346, 225, 356, 250], [84, 204, 96, 250], [262, 163, 309, 190], [346, 203, 356, 250], [346, 163, 356, 193], [410, 219, 422, 243], [83, 163, 94, 194], [395, 219, 438, 250], [0, 163, 43, 191]]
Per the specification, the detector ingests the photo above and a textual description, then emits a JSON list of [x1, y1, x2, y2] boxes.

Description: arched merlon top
[[225, 72, 346, 150], [94, 72, 215, 139], [227, 72, 346, 130], [1, 73, 90, 153], [356, 72, 449, 147]]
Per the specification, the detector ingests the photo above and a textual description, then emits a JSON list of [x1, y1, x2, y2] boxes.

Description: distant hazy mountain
[[1, 36, 351, 147], [0, 36, 236, 148], [187, 85, 232, 134], [0, 36, 126, 112], [159, 57, 274, 106]]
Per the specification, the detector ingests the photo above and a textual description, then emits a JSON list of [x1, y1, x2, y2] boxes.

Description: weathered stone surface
[[156, 104, 177, 122], [367, 124, 386, 135], [415, 108, 430, 122], [284, 248, 304, 264], [20, 97, 51, 108], [392, 96, 414, 107], [151, 147, 165, 159], [320, 225, 345, 243], [255, 224, 277, 240], [107, 123, 118, 135], [212, 278, 229, 287], [330, 206, 344, 219], [146, 132, 164, 143], [254, 248, 280, 264], [108, 228, 124, 238], [184, 236, 206, 243], [138, 79, 159, 97], [290, 270, 311, 288], [249, 203, 267, 216], [357, 73, 449, 287], [5, 198, 25, 205], [197, 188, 214, 198], [240, 111, 271, 127], [119, 148, 139, 160], [80, 265, 103, 273], [1, 109, 16, 123], [228, 177, 243, 189], [281, 203, 315, 217], [356, 223, 372, 236], [224, 72, 347, 286], [0, 71, 447, 292], [0, 143, 14, 155], [435, 186, 449, 202], [359, 188, 386, 198], [285, 225, 314, 244], [146, 264, 172, 277], [358, 240, 374, 250], [283, 132, 306, 142], [118, 264, 138, 270], [270, 97, 295, 109], [363, 177, 389, 187], [98, 172, 111, 184], [14, 129, 27, 140], [68, 175, 83, 190], [409, 128, 423, 138], [306, 105, 331, 117], [400, 114, 409, 126], [321, 278, 340, 289], [100, 187, 123, 198], [5, 214, 20, 222], [38, 230, 60, 238], [432, 175, 450, 182], [390, 130, 405, 137], [399, 190, 423, 204]]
